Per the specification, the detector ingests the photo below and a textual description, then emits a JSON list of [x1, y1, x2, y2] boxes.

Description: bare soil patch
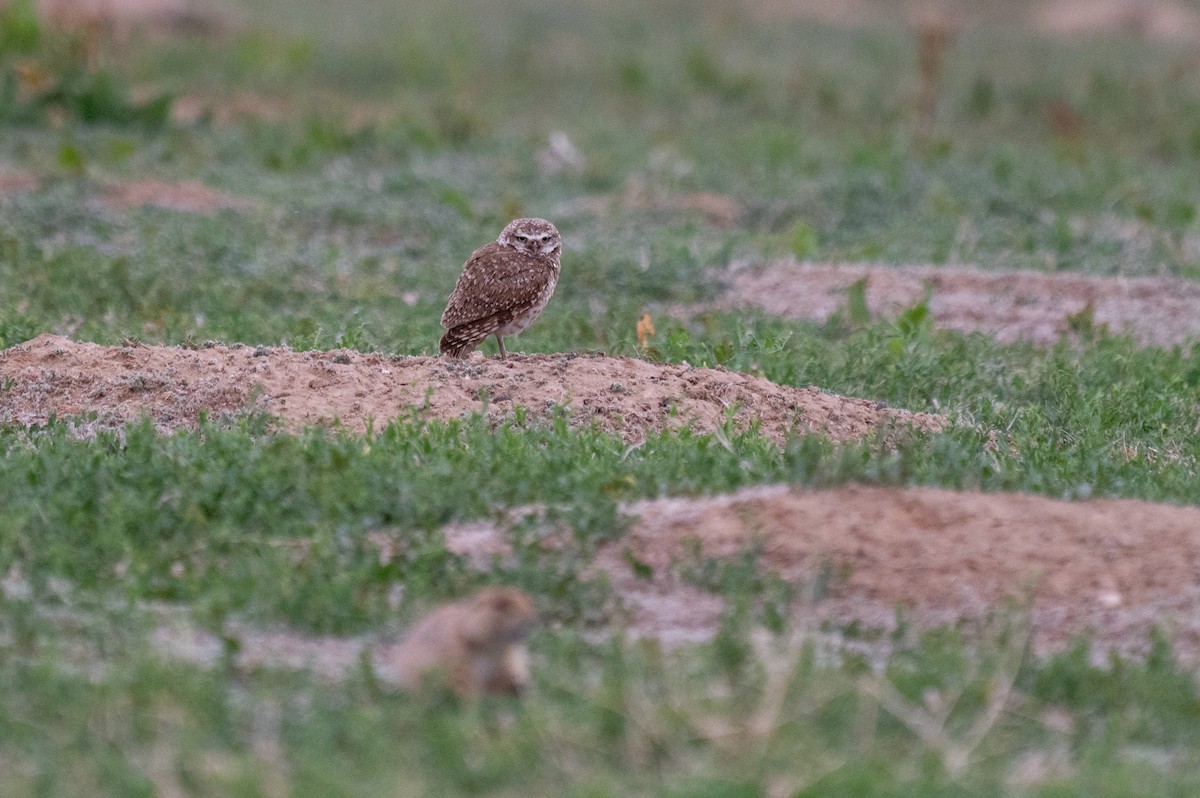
[[745, 0, 886, 27], [167, 90, 394, 129], [98, 180, 254, 214], [744, 0, 1200, 41], [1033, 0, 1200, 40], [0, 167, 38, 196], [444, 484, 1200, 662], [711, 261, 1200, 348], [0, 334, 943, 443], [168, 91, 293, 126], [615, 176, 745, 229], [35, 0, 237, 37]]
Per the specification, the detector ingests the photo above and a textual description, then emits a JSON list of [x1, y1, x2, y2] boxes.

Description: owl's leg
[[495, 335, 507, 361]]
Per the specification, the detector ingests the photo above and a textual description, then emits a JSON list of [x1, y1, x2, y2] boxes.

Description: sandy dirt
[[439, 483, 1200, 662], [1032, 0, 1200, 40], [0, 168, 39, 196], [710, 260, 1200, 348], [615, 484, 1200, 660], [10, 175, 251, 215], [166, 90, 396, 129], [747, 0, 1200, 41], [166, 91, 294, 125], [33, 0, 236, 37], [98, 179, 255, 214], [0, 334, 944, 443]]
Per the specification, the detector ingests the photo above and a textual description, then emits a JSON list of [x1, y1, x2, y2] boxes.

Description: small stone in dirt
[[332, 353, 352, 365]]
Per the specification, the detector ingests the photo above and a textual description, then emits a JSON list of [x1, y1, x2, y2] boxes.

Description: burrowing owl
[[439, 217, 562, 360]]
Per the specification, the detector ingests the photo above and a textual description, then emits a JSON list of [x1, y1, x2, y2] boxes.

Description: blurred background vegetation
[[5, 0, 1200, 355]]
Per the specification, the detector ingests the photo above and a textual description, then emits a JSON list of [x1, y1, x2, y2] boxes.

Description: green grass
[[5, 601, 1200, 796], [3, 0, 1200, 793], [2, 325, 1198, 633]]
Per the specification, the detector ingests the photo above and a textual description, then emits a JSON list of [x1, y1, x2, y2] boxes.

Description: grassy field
[[3, 0, 1200, 794]]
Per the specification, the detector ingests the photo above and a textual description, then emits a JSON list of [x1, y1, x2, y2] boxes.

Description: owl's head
[[498, 217, 561, 258]]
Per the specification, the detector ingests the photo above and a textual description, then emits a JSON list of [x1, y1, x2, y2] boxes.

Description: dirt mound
[[711, 261, 1200, 348], [744, 0, 1200, 42], [0, 168, 38, 196], [444, 484, 1200, 661], [0, 334, 944, 443], [98, 180, 254, 214], [745, 0, 889, 27], [1033, 0, 1200, 40], [35, 0, 237, 37], [167, 91, 394, 129]]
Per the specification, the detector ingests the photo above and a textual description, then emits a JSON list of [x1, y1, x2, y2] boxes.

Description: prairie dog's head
[[465, 586, 537, 645]]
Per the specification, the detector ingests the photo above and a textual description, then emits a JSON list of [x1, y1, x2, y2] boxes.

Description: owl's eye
[[514, 234, 528, 242]]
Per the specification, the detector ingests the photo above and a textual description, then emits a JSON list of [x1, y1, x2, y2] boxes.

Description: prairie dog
[[393, 586, 537, 697]]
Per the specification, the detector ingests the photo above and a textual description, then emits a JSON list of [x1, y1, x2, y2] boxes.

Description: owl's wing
[[439, 244, 554, 328]]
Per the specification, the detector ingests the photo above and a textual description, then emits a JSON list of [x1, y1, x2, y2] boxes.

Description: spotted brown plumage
[[439, 217, 562, 360]]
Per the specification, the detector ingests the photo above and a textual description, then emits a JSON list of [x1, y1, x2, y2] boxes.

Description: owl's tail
[[439, 327, 484, 359]]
